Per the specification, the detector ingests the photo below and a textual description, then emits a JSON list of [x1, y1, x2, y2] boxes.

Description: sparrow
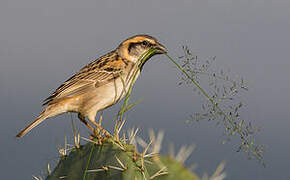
[[16, 34, 167, 138]]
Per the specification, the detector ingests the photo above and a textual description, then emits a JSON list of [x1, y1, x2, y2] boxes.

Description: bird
[[16, 34, 167, 138]]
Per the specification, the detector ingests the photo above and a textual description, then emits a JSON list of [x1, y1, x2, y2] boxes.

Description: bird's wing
[[43, 69, 121, 106], [43, 52, 128, 106]]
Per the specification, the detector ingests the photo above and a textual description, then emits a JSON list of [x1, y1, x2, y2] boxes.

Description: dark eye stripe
[[128, 42, 137, 53]]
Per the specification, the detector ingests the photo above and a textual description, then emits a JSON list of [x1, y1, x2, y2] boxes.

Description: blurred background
[[1, 0, 290, 179]]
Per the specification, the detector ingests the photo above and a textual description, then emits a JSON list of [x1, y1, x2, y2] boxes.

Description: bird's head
[[117, 34, 167, 63]]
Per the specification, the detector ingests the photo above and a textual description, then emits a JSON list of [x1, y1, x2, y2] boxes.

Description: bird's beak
[[154, 42, 167, 54]]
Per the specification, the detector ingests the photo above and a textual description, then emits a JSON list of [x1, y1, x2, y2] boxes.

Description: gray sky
[[1, 0, 290, 179]]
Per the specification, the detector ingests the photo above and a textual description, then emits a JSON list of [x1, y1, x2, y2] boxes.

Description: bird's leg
[[77, 113, 96, 133], [98, 111, 103, 126], [88, 113, 111, 138]]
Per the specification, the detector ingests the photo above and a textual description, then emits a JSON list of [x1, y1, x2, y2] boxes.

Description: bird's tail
[[16, 110, 48, 138], [16, 105, 64, 138]]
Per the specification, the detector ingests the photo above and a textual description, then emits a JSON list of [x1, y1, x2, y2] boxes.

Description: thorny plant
[[168, 46, 264, 165], [44, 128, 226, 180]]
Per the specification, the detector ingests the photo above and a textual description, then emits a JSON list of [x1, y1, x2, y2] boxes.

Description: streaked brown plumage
[[16, 34, 167, 138]]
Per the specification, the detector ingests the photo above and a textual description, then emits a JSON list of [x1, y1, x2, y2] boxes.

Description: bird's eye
[[142, 40, 149, 46]]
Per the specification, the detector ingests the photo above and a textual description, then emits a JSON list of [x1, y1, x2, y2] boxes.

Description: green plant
[[43, 129, 225, 180], [45, 136, 199, 180]]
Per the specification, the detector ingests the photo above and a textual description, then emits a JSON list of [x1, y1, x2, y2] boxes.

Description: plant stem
[[165, 54, 239, 136]]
